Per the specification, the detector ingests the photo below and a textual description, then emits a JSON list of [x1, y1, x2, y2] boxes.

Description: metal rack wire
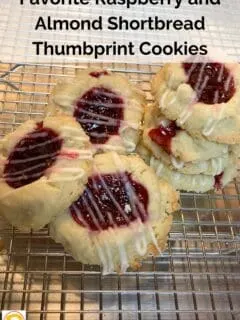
[[0, 63, 239, 320]]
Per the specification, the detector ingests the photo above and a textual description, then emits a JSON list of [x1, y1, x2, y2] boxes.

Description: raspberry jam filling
[[214, 172, 224, 190], [70, 172, 149, 231], [89, 70, 109, 78], [183, 62, 235, 104], [4, 123, 63, 189], [149, 121, 180, 154], [74, 87, 124, 144]]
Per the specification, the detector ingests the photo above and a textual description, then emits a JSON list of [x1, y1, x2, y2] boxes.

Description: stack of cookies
[[0, 62, 239, 273], [0, 68, 179, 273], [142, 61, 240, 192]]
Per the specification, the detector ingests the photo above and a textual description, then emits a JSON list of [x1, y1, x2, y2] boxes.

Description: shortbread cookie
[[47, 68, 145, 154], [143, 104, 228, 163], [153, 149, 230, 176], [50, 152, 179, 273], [136, 135, 230, 176], [152, 61, 240, 144], [150, 155, 238, 193], [0, 116, 92, 231]]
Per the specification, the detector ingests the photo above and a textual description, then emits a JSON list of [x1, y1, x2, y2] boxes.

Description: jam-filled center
[[4, 123, 63, 189], [70, 172, 149, 231], [149, 120, 180, 154], [183, 62, 235, 105], [89, 70, 109, 78], [73, 87, 124, 145]]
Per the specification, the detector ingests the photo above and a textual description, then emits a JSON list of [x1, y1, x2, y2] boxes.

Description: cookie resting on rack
[[0, 116, 92, 231], [50, 152, 179, 273], [151, 61, 240, 144], [47, 68, 145, 154]]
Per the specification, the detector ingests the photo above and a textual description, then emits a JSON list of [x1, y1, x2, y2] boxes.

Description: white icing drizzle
[[117, 239, 129, 273], [83, 188, 105, 226], [160, 119, 171, 128], [17, 132, 60, 141], [147, 224, 162, 255], [202, 79, 228, 137], [202, 118, 216, 136], [150, 157, 163, 176], [103, 237, 114, 274], [7, 152, 58, 165], [211, 158, 217, 174], [198, 73, 209, 96], [159, 90, 172, 110], [150, 156, 155, 167], [156, 163, 164, 176], [218, 63, 224, 82], [224, 73, 233, 92], [94, 207, 161, 274], [136, 234, 148, 257], [92, 220, 164, 274], [179, 107, 193, 125], [134, 222, 148, 256], [124, 140, 137, 152], [171, 156, 184, 169], [119, 125, 138, 151], [211, 157, 223, 175], [192, 177, 196, 187], [77, 110, 119, 127], [94, 238, 109, 275]]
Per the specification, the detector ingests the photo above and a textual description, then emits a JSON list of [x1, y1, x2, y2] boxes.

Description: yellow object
[[4, 311, 25, 320]]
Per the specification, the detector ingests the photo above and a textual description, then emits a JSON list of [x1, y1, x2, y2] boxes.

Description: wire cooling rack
[[0, 63, 239, 320]]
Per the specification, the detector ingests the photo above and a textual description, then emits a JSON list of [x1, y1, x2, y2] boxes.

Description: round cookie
[[47, 68, 145, 154], [50, 152, 179, 273], [136, 134, 230, 176], [152, 61, 240, 144], [150, 155, 238, 193], [0, 116, 92, 231], [143, 104, 228, 163], [152, 149, 230, 176]]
